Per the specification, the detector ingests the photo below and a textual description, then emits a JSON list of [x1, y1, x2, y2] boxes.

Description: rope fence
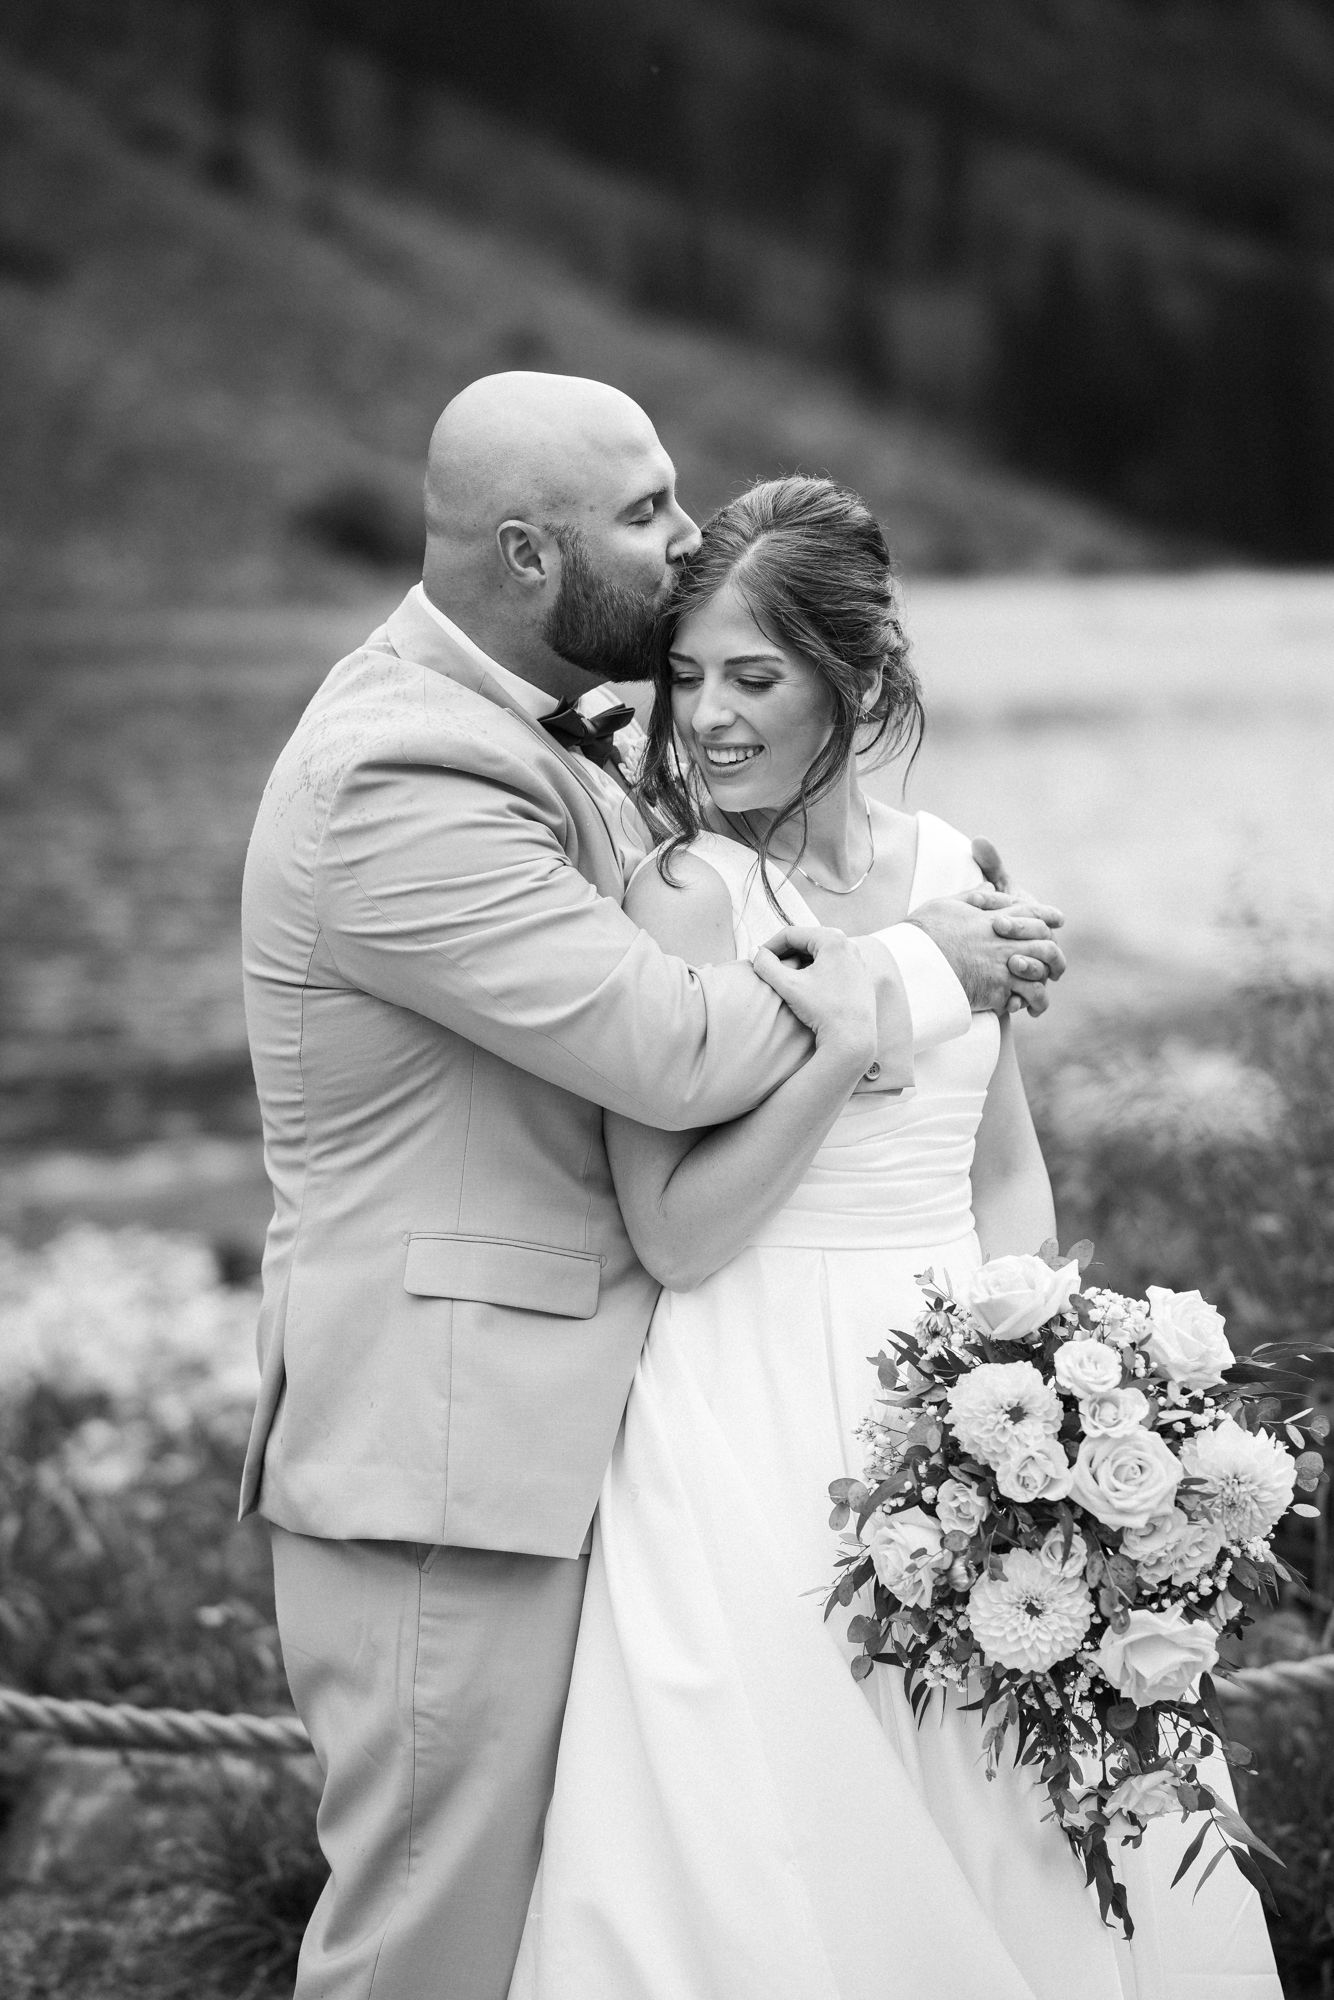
[[2, 1653, 1333, 1756]]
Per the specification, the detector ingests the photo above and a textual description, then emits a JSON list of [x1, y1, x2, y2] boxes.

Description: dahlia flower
[[968, 1549, 1094, 1673], [946, 1361, 1061, 1467], [1181, 1417, 1297, 1542]]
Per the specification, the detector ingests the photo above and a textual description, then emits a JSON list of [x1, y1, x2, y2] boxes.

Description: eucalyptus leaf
[[1169, 1818, 1210, 1889]]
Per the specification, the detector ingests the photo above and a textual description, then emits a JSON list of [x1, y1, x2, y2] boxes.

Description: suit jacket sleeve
[[315, 752, 916, 1128]]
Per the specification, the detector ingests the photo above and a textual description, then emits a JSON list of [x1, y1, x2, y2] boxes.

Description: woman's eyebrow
[[666, 648, 786, 666]]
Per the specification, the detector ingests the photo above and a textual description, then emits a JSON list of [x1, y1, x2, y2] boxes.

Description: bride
[[508, 477, 1280, 2000]]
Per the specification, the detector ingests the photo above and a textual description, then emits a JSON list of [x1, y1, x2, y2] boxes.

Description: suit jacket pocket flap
[[403, 1233, 601, 1319]]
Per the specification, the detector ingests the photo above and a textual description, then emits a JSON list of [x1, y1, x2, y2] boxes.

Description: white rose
[[1144, 1287, 1234, 1391], [1094, 1606, 1219, 1706], [1104, 1769, 1186, 1825], [1208, 1588, 1244, 1631], [995, 1435, 1074, 1505], [1068, 1429, 1182, 1529], [1119, 1510, 1180, 1566], [866, 1508, 946, 1607], [958, 1255, 1082, 1342], [936, 1477, 989, 1537], [1054, 1339, 1123, 1399], [1122, 1507, 1223, 1587], [1079, 1386, 1151, 1438], [1038, 1522, 1090, 1574]]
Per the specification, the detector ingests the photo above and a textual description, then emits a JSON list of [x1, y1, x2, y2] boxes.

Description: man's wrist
[[878, 921, 972, 1049]]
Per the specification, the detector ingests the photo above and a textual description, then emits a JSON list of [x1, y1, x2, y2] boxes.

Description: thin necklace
[[766, 798, 876, 896]]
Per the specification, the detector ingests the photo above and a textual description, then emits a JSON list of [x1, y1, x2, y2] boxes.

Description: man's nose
[[670, 505, 701, 560]]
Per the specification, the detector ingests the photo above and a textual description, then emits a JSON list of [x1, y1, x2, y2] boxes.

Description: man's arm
[[314, 756, 916, 1131]]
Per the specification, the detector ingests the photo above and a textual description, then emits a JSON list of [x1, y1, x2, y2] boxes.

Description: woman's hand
[[752, 925, 879, 1073]]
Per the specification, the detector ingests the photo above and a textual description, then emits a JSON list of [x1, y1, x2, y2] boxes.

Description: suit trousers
[[270, 1526, 588, 2000]]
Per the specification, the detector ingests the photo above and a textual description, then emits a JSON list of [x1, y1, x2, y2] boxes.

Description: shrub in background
[[0, 1226, 283, 1711], [1235, 1686, 1334, 1999], [1035, 975, 1333, 1351]]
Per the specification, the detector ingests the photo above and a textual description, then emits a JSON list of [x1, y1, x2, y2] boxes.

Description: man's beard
[[542, 525, 663, 683]]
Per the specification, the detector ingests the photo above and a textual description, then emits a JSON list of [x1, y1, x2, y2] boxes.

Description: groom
[[239, 372, 1065, 2000]]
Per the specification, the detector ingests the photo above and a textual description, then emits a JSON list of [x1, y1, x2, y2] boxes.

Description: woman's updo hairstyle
[[638, 476, 924, 884]]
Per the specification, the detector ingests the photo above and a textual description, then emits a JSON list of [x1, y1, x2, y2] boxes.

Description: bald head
[[424, 373, 661, 548], [418, 372, 698, 696]]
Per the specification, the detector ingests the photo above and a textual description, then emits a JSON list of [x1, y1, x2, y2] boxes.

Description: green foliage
[[1035, 975, 1334, 1350], [0, 1765, 325, 2000], [0, 1228, 321, 2000], [0, 1229, 285, 1713], [1235, 1689, 1334, 1998]]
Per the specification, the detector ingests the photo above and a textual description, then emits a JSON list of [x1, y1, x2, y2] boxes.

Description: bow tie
[[540, 700, 636, 773]]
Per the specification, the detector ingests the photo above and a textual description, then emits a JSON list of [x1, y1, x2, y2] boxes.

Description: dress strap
[[909, 810, 986, 905]]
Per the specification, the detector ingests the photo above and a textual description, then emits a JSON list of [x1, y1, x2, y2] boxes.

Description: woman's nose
[[692, 680, 736, 732]]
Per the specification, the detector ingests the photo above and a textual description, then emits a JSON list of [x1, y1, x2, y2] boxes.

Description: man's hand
[[971, 835, 1011, 895], [907, 890, 1066, 1017]]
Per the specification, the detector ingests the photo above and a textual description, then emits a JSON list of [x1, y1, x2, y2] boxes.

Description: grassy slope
[[0, 54, 1170, 612]]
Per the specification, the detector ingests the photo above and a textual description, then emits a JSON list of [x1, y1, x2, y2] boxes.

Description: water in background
[[1, 571, 1331, 1241], [885, 571, 1334, 1032]]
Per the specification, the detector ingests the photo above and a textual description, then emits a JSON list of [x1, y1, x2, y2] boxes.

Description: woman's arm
[[605, 855, 878, 1291], [969, 1018, 1057, 1259]]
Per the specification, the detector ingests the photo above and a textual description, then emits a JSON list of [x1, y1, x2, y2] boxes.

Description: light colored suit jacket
[[238, 589, 925, 1558]]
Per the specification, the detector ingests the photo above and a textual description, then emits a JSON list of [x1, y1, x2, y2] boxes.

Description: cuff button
[[863, 1060, 882, 1081]]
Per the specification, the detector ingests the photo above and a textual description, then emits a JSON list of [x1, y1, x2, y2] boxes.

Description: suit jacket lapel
[[382, 591, 634, 856]]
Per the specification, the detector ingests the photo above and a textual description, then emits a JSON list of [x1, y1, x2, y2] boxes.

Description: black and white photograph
[[1, 4, 1332, 1996]]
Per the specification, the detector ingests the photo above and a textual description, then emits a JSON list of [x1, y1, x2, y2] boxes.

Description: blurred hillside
[[7, 0, 1328, 580], [0, 13, 1189, 610], [328, 0, 1334, 560]]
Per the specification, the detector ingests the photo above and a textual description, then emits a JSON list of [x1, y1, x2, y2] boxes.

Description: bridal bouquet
[[825, 1243, 1322, 1935]]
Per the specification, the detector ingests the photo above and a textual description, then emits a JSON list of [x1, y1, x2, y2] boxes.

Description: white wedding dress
[[508, 812, 1280, 2000]]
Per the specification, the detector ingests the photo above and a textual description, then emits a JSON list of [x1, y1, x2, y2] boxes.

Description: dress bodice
[[682, 812, 1000, 1251]]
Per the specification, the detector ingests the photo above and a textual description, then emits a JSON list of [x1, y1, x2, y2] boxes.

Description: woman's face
[[667, 580, 834, 814]]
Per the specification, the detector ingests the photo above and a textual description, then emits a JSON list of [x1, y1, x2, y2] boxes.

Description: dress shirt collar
[[411, 582, 558, 721]]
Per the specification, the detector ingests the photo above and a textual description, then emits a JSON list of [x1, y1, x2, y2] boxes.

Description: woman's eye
[[669, 674, 701, 690], [737, 678, 774, 693]]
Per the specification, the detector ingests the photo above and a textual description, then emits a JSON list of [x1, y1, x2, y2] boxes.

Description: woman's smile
[[669, 580, 833, 812]]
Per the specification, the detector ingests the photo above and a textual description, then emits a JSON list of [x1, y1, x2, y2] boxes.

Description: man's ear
[[496, 519, 553, 587]]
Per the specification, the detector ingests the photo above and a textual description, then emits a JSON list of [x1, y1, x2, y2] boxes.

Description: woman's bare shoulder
[[624, 847, 738, 964]]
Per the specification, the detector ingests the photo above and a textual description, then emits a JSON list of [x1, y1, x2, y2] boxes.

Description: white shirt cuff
[[878, 921, 972, 1052]]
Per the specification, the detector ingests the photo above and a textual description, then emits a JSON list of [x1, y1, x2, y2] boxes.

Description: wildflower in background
[[0, 1224, 258, 1438]]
